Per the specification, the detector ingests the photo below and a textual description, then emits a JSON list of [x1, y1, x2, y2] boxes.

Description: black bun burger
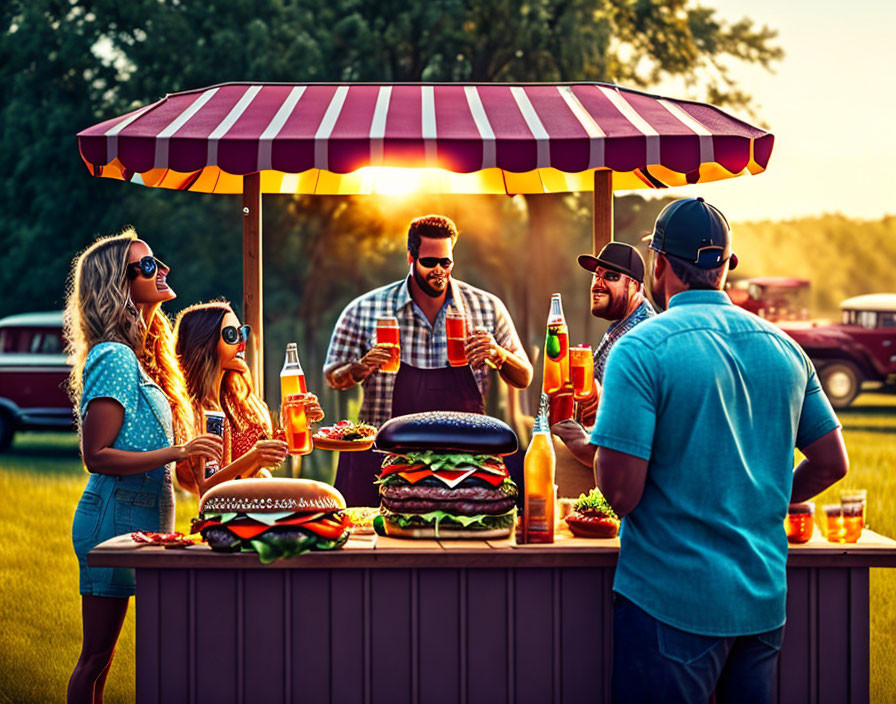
[[191, 478, 350, 563], [375, 411, 519, 539]]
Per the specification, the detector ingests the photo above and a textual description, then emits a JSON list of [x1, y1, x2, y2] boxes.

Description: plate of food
[[312, 420, 377, 451], [131, 531, 197, 548], [564, 489, 620, 539]]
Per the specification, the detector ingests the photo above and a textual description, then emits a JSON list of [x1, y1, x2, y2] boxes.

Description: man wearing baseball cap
[[577, 241, 656, 387], [550, 242, 654, 469], [590, 198, 848, 702]]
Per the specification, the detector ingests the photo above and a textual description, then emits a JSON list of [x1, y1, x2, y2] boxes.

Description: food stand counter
[[89, 530, 896, 704]]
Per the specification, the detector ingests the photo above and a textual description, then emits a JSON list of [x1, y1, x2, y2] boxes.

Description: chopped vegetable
[[572, 488, 619, 520]]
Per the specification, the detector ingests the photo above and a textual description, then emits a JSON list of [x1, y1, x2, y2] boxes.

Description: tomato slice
[[198, 512, 349, 541], [380, 463, 424, 477], [227, 523, 271, 539], [301, 519, 347, 540], [472, 471, 506, 487]]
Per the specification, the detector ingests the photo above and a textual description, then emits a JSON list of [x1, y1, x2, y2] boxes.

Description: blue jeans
[[612, 593, 784, 704]]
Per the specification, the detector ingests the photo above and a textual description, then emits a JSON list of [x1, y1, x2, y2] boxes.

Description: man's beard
[[591, 288, 629, 320], [413, 265, 446, 298]]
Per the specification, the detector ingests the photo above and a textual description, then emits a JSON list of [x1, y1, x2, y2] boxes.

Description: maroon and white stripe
[[78, 83, 773, 178]]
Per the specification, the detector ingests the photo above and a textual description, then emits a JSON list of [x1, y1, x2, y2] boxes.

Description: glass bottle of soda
[[521, 395, 556, 544], [280, 343, 307, 404], [542, 293, 570, 395]]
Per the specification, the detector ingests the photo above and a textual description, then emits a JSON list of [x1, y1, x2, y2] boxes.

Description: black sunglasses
[[417, 257, 453, 269], [127, 255, 168, 280], [593, 269, 623, 283], [221, 324, 251, 345]]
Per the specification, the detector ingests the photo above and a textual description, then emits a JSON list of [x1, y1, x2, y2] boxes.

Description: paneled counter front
[[89, 530, 896, 704]]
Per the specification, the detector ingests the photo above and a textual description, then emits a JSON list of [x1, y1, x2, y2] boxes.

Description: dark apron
[[334, 362, 484, 507]]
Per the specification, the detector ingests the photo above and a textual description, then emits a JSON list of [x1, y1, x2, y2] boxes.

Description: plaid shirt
[[594, 299, 656, 384], [325, 276, 526, 426]]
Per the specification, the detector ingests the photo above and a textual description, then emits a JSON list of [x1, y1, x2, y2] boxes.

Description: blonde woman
[[174, 301, 324, 495], [66, 230, 222, 704]]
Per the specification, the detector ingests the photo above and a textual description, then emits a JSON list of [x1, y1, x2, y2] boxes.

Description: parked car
[[726, 277, 811, 323], [781, 294, 896, 408], [729, 281, 896, 408], [0, 311, 74, 450]]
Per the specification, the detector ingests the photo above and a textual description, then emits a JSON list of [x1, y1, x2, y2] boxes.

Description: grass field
[[1, 395, 894, 703]]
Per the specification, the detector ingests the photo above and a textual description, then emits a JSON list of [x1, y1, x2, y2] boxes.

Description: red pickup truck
[[728, 279, 896, 408], [0, 311, 74, 450]]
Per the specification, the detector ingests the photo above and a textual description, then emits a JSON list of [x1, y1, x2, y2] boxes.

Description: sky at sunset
[[648, 0, 896, 223]]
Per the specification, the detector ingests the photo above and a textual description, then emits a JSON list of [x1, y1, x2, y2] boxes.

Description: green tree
[[1, 0, 782, 422]]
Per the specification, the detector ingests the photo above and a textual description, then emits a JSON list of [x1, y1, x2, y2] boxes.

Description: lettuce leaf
[[381, 507, 516, 537], [572, 489, 618, 519], [382, 450, 498, 472]]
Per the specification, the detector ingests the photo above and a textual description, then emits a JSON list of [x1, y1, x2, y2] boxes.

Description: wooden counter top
[[88, 528, 896, 570]]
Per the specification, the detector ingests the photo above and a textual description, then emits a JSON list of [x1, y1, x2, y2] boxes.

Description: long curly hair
[[174, 301, 272, 493], [64, 229, 194, 448]]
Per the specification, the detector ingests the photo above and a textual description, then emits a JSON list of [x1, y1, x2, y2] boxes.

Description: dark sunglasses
[[417, 257, 453, 269], [221, 324, 251, 345], [127, 255, 168, 280], [593, 269, 623, 283]]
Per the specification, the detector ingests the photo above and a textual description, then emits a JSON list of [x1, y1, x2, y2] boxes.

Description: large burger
[[191, 478, 351, 563], [375, 411, 519, 539]]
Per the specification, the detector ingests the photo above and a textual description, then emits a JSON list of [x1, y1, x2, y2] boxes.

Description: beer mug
[[446, 311, 468, 367], [203, 410, 226, 478], [376, 318, 401, 373], [283, 393, 313, 456], [569, 345, 594, 401]]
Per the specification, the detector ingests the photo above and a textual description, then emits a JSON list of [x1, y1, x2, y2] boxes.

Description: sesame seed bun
[[199, 478, 346, 515]]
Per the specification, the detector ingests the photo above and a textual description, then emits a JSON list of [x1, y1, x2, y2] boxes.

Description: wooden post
[[242, 173, 263, 396], [593, 170, 613, 253]]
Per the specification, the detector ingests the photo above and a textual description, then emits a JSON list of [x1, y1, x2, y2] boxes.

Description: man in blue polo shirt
[[592, 197, 849, 704]]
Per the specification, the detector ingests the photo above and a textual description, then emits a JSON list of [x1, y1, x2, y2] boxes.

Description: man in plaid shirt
[[324, 215, 533, 505]]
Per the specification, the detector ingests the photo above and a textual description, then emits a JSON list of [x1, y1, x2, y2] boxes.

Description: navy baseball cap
[[578, 242, 645, 283], [644, 197, 736, 270]]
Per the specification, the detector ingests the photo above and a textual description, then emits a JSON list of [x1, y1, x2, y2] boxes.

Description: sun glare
[[358, 167, 428, 195]]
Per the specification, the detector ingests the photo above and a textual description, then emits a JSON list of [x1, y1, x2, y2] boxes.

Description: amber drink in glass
[[283, 393, 312, 456], [785, 502, 815, 544], [840, 489, 866, 542], [446, 312, 468, 367], [570, 345, 594, 401], [822, 504, 849, 543], [376, 318, 401, 373]]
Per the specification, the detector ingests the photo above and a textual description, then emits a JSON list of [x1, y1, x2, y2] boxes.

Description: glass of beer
[[569, 345, 594, 401], [822, 504, 851, 543], [446, 312, 468, 367], [283, 393, 312, 456], [202, 409, 226, 478], [785, 502, 815, 544], [840, 489, 866, 541], [548, 384, 575, 426], [376, 318, 401, 373]]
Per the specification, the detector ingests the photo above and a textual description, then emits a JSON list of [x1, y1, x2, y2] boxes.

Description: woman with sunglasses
[[66, 230, 223, 704], [174, 301, 325, 495]]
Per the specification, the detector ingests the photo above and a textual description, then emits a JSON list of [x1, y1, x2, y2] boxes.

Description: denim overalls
[[71, 342, 174, 597]]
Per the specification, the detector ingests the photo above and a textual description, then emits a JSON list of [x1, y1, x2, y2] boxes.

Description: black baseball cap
[[644, 197, 736, 270], [577, 242, 645, 284]]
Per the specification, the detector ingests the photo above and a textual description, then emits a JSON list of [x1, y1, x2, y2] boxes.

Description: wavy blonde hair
[[64, 229, 194, 448], [173, 301, 273, 494]]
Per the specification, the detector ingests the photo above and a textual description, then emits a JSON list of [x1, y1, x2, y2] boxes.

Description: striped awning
[[77, 82, 774, 195]]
